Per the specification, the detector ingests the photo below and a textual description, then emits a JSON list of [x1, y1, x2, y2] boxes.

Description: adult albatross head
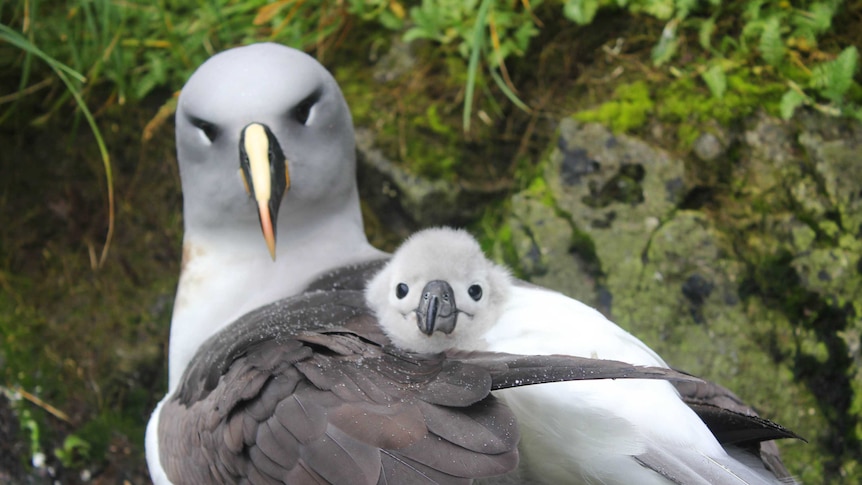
[[367, 227, 511, 353], [168, 43, 383, 390], [176, 42, 356, 259]]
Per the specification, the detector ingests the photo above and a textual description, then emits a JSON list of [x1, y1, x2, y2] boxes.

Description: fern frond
[[759, 16, 785, 66], [810, 46, 858, 102], [702, 64, 727, 99], [780, 88, 807, 120], [563, 0, 601, 25]]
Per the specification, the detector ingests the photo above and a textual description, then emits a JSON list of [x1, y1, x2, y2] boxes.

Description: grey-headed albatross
[[143, 44, 692, 484], [146, 44, 800, 484]]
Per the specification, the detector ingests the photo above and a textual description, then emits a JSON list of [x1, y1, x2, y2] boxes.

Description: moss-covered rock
[[356, 127, 509, 242], [486, 112, 862, 483]]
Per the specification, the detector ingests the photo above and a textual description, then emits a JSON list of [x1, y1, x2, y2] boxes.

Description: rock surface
[[358, 113, 862, 483], [360, 110, 862, 483], [357, 127, 508, 237], [496, 113, 861, 483]]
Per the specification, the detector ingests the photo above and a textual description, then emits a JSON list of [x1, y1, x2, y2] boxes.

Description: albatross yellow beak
[[239, 122, 290, 260]]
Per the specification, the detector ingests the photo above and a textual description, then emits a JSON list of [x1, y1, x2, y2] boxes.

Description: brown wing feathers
[[159, 270, 702, 485], [160, 311, 525, 484]]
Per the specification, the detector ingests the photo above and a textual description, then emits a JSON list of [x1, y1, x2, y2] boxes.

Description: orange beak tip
[[266, 239, 277, 261], [258, 201, 277, 261]]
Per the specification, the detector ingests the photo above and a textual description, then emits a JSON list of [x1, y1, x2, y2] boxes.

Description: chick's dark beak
[[239, 122, 290, 260], [415, 280, 458, 336]]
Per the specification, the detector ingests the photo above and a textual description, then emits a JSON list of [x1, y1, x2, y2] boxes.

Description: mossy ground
[[0, 89, 180, 482]]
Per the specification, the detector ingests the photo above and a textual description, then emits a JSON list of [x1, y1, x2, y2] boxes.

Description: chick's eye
[[468, 284, 483, 301], [395, 283, 409, 299]]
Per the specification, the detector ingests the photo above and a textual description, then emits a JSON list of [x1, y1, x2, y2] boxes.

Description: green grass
[[0, 24, 115, 268], [2, 1, 858, 145]]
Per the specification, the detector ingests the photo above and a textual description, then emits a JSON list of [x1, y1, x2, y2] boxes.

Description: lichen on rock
[[490, 112, 862, 482]]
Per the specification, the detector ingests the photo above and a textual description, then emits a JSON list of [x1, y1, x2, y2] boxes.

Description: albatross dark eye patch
[[292, 90, 321, 125], [189, 117, 219, 143], [396, 283, 409, 299]]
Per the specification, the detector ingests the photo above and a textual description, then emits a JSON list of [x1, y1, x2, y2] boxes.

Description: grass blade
[[463, 0, 493, 134], [0, 25, 86, 83], [489, 66, 530, 113], [0, 24, 115, 269]]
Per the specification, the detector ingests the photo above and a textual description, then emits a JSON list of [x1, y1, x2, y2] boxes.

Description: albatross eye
[[395, 283, 409, 299], [190, 117, 219, 143], [468, 284, 483, 301], [292, 91, 320, 126]]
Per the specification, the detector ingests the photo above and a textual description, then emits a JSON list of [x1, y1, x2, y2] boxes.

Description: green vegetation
[[573, 81, 655, 133], [562, 0, 860, 121], [5, 1, 856, 134], [4, 0, 858, 125], [1, 0, 858, 174], [569, 0, 859, 144]]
